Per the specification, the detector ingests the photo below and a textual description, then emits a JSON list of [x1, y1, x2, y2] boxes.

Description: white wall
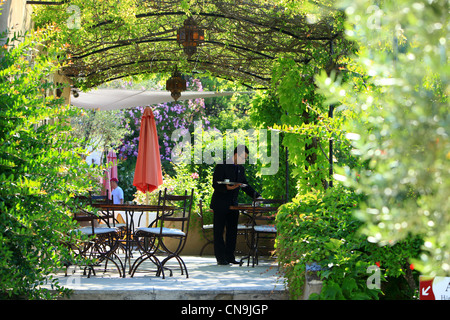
[[0, 0, 33, 44]]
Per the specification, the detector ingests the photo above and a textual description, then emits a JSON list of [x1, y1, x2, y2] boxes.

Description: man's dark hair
[[234, 145, 249, 155]]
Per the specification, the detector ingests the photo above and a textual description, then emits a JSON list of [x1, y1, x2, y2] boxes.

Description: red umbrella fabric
[[133, 107, 163, 194]]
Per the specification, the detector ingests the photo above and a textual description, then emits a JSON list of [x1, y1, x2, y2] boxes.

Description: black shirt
[[210, 162, 259, 210]]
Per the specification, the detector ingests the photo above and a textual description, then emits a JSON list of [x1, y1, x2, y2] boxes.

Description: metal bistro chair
[[197, 200, 253, 257], [88, 190, 109, 205], [242, 197, 285, 267], [131, 188, 194, 278], [197, 199, 214, 256], [72, 207, 124, 278], [88, 191, 128, 242]]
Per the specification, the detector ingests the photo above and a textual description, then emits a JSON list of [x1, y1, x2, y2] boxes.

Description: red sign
[[420, 277, 435, 300], [420, 276, 450, 300]]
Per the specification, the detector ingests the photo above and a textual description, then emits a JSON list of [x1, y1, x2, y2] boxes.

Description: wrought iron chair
[[72, 207, 123, 277], [241, 197, 285, 267], [197, 199, 214, 256], [131, 188, 194, 278], [89, 190, 127, 238], [197, 199, 253, 256], [88, 190, 109, 205]]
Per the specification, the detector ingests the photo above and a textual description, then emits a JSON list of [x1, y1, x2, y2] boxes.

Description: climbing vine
[[31, 0, 349, 89]]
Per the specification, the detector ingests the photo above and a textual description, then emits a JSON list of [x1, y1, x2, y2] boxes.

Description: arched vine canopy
[[31, 0, 351, 90]]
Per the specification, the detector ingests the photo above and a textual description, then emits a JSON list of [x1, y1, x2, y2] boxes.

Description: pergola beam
[[32, 1, 348, 89], [91, 11, 339, 42]]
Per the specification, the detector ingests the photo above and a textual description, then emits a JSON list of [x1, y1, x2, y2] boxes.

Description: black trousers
[[213, 207, 239, 263]]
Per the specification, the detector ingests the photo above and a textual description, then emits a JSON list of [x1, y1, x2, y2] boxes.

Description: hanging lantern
[[166, 67, 186, 101], [177, 16, 205, 58]]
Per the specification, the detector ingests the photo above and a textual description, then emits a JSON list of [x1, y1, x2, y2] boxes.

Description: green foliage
[[249, 91, 295, 200], [264, 0, 440, 299], [0, 29, 98, 299], [31, 0, 348, 90], [133, 163, 201, 206], [252, 57, 351, 196], [276, 184, 422, 300], [317, 0, 449, 276], [133, 163, 210, 228], [70, 108, 132, 154]]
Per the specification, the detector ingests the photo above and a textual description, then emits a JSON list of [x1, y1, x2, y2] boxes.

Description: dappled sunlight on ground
[[45, 255, 286, 296]]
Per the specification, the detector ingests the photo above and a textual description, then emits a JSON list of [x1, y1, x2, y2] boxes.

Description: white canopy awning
[[70, 89, 250, 110]]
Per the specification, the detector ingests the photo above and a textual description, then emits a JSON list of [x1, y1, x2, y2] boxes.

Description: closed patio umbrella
[[107, 150, 118, 181], [133, 107, 163, 201], [103, 150, 118, 200]]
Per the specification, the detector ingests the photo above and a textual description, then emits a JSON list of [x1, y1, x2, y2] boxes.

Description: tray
[[217, 181, 247, 187]]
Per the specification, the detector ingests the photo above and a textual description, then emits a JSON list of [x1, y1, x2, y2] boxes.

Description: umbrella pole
[[145, 191, 149, 227]]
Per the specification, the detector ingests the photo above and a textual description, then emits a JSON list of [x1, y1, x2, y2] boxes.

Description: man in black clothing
[[210, 145, 260, 265]]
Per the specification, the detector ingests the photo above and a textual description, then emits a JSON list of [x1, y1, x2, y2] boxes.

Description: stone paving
[[46, 255, 288, 300]]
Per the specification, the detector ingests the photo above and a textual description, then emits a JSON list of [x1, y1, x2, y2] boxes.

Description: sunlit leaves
[[318, 0, 449, 276], [32, 0, 350, 90], [0, 29, 100, 299]]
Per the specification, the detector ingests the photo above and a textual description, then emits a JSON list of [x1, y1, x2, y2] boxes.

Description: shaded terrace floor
[[44, 255, 288, 300]]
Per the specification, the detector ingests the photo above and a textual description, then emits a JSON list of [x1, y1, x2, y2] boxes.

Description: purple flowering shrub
[[118, 77, 210, 163]]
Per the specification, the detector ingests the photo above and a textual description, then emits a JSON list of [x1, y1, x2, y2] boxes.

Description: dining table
[[92, 203, 176, 277], [229, 203, 278, 214], [229, 203, 278, 223]]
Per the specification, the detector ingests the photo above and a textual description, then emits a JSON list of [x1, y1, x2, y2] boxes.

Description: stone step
[[65, 289, 288, 300]]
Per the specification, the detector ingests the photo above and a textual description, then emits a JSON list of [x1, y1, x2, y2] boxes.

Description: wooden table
[[92, 204, 176, 277]]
